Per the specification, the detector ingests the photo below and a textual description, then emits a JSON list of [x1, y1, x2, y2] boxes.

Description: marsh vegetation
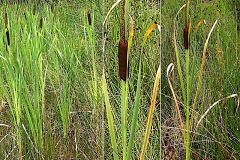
[[0, 0, 239, 159]]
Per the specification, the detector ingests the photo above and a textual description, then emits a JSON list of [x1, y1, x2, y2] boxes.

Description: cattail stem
[[121, 0, 126, 40]]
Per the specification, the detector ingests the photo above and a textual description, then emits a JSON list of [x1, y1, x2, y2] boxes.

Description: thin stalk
[[121, 81, 128, 160], [185, 49, 191, 160], [127, 60, 141, 160]]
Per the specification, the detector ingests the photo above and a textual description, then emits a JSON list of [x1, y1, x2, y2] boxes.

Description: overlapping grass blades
[[0, 7, 46, 159]]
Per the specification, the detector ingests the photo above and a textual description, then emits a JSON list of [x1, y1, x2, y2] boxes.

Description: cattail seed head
[[87, 11, 91, 26], [183, 25, 189, 49], [4, 12, 10, 46], [118, 39, 128, 81], [51, 2, 54, 12], [6, 30, 10, 46], [39, 17, 43, 29], [4, 12, 8, 29], [33, 4, 36, 15]]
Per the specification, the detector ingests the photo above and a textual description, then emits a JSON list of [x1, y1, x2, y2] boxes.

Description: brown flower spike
[[183, 25, 189, 49], [183, 4, 190, 50], [4, 12, 10, 46], [87, 11, 91, 26], [39, 17, 43, 29], [118, 39, 128, 81]]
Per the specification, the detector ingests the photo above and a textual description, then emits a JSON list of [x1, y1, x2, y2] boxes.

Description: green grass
[[0, 0, 239, 159]]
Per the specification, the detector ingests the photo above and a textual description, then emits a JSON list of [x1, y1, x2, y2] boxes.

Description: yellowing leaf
[[128, 15, 134, 51], [142, 23, 158, 48], [196, 19, 204, 31]]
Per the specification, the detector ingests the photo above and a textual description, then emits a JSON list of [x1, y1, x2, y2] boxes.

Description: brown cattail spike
[[33, 4, 36, 15], [51, 2, 54, 12], [4, 12, 10, 46], [4, 12, 8, 29], [118, 39, 128, 81], [87, 11, 91, 25], [183, 25, 189, 49], [6, 30, 10, 46], [183, 4, 190, 50], [39, 17, 43, 29]]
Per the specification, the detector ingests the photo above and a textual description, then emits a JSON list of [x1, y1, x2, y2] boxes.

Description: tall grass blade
[[103, 0, 121, 26], [102, 71, 119, 160], [140, 64, 161, 160], [167, 63, 185, 138], [173, 4, 187, 105], [141, 23, 158, 49], [192, 20, 218, 120], [196, 94, 238, 128], [127, 60, 141, 160]]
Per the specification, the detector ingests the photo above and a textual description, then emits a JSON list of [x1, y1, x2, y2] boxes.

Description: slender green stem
[[121, 80, 127, 160], [185, 49, 191, 160]]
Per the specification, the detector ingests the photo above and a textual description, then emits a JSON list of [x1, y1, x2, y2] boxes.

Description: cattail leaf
[[140, 63, 161, 160], [127, 60, 141, 160], [196, 19, 204, 31], [128, 15, 134, 50], [196, 94, 238, 128], [103, 0, 121, 26], [102, 71, 119, 160], [142, 23, 158, 48], [167, 63, 185, 138]]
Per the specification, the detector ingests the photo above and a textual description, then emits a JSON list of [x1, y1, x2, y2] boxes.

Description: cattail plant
[[183, 1, 191, 159], [171, 2, 218, 159]]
